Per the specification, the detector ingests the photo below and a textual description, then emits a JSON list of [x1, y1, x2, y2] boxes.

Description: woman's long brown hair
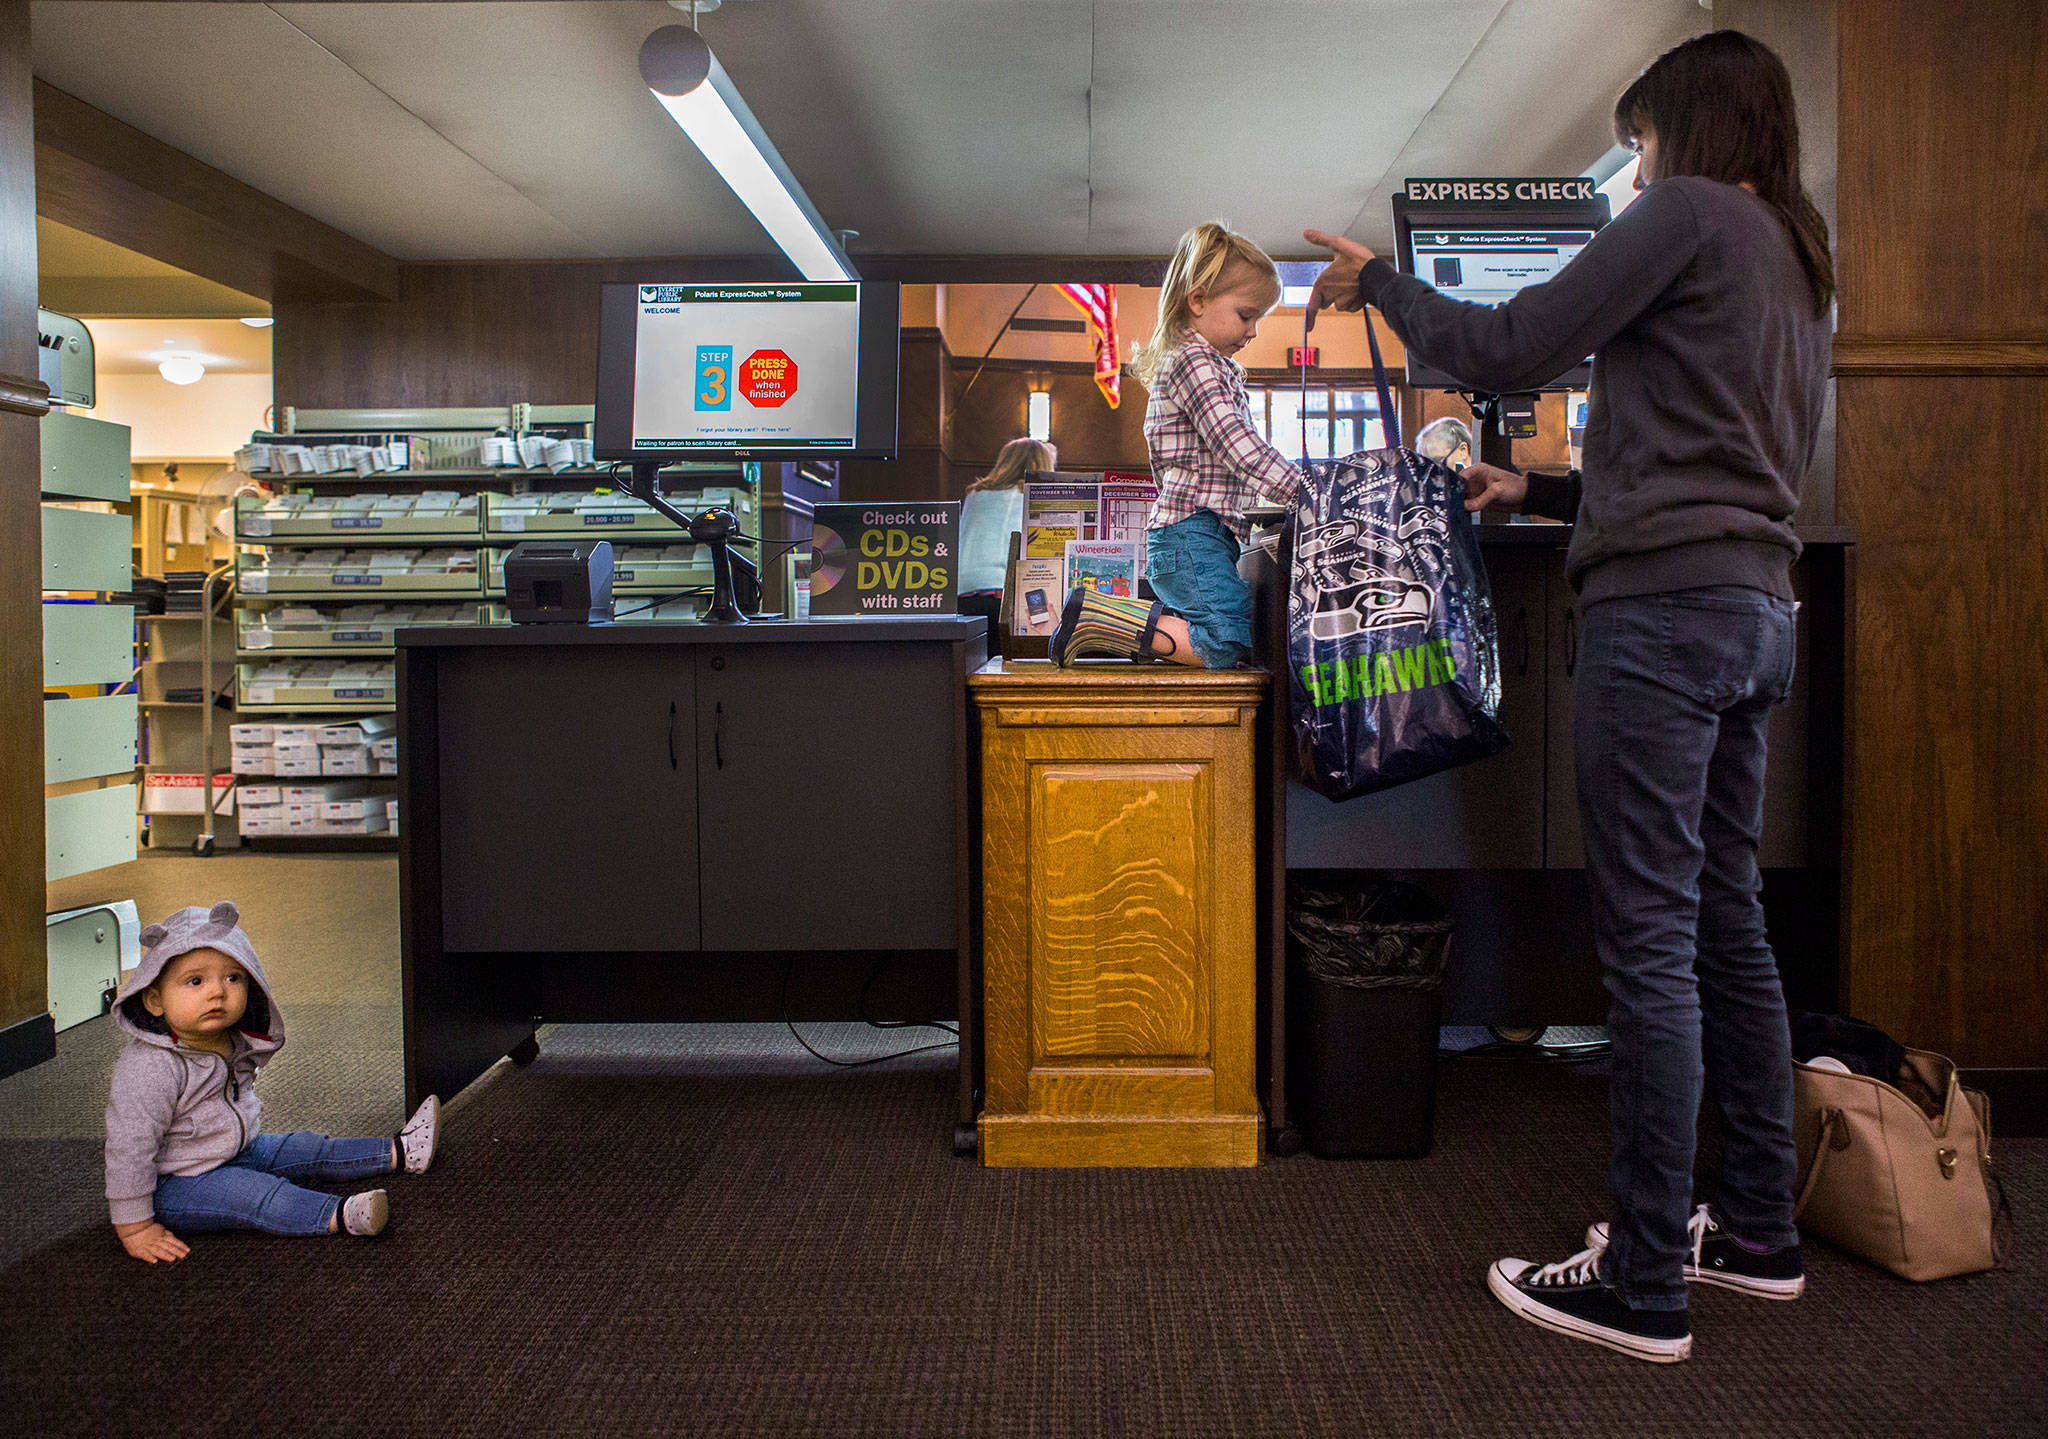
[[1615, 30, 1834, 316]]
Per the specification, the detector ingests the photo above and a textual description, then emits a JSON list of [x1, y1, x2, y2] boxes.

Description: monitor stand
[[626, 461, 749, 624]]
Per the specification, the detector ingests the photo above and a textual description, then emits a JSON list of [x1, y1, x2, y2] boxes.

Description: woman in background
[[957, 437, 1056, 621], [1414, 416, 1473, 471]]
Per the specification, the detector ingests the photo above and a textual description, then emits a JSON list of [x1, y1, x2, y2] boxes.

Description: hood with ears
[[114, 901, 283, 1054]]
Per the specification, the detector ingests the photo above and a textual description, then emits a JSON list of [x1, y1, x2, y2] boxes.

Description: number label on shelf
[[331, 517, 384, 530], [332, 574, 383, 586], [499, 514, 526, 532], [246, 685, 276, 704], [241, 573, 268, 594], [335, 688, 390, 701], [243, 628, 274, 650], [242, 515, 272, 537], [333, 631, 384, 644]]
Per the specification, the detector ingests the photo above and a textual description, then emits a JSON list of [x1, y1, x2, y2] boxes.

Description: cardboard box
[[375, 757, 398, 775], [272, 726, 322, 745], [238, 804, 285, 837], [239, 785, 284, 807], [321, 745, 371, 775], [275, 741, 320, 764], [229, 723, 275, 745], [370, 737, 397, 760], [230, 746, 275, 776], [282, 782, 367, 804], [275, 754, 322, 778]]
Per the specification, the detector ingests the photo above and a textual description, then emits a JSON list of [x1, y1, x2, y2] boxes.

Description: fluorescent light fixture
[[239, 316, 274, 329], [1027, 390, 1051, 443], [158, 355, 205, 385], [640, 25, 854, 282]]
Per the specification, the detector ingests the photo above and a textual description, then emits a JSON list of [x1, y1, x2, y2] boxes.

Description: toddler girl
[[105, 901, 439, 1262], [1049, 222, 1305, 667]]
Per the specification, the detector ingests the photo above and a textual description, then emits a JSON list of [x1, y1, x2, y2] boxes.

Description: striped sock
[[1049, 588, 1163, 665]]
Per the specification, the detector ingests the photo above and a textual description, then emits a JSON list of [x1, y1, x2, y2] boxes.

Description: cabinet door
[[437, 646, 698, 951], [696, 642, 958, 950], [1545, 556, 1810, 869], [1286, 547, 1547, 868]]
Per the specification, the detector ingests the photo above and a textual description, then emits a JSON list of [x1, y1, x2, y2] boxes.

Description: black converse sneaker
[[1585, 1204, 1806, 1300], [1487, 1246, 1692, 1363]]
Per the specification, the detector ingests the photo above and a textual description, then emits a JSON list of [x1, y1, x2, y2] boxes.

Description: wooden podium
[[970, 659, 1265, 1166]]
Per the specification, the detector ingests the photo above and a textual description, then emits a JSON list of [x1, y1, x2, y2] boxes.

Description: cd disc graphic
[[808, 524, 851, 595]]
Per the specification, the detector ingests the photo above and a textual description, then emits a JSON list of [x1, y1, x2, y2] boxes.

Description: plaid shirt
[[1145, 333, 1305, 541]]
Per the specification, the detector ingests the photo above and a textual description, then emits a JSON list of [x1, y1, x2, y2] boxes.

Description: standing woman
[[1308, 30, 1832, 1363]]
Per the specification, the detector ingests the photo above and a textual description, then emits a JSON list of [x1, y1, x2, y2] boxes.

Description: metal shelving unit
[[218, 404, 760, 849]]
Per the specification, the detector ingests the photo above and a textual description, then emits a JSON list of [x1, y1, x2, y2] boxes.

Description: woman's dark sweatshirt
[[1359, 176, 1831, 603]]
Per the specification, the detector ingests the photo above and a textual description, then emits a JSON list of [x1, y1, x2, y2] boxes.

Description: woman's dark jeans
[[1575, 585, 1802, 1310]]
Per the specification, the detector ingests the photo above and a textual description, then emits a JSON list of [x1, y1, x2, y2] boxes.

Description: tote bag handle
[[1298, 305, 1403, 463]]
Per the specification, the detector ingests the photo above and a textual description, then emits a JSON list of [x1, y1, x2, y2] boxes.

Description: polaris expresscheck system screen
[[1402, 227, 1597, 306], [629, 282, 860, 451]]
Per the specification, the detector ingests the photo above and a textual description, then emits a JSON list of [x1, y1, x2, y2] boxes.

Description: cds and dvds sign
[[808, 502, 959, 616]]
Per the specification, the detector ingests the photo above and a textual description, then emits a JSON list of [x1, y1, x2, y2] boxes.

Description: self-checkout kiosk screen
[[1392, 194, 1609, 391], [1405, 227, 1596, 305], [626, 283, 860, 451]]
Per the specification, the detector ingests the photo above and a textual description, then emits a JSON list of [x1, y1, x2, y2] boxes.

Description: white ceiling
[[83, 317, 273, 375], [30, 0, 1704, 263]]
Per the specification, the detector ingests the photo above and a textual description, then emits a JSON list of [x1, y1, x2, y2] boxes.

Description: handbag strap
[[1793, 1106, 1843, 1221], [1295, 305, 1405, 463]]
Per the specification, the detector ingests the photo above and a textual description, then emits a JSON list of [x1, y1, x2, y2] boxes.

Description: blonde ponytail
[[1129, 222, 1282, 384]]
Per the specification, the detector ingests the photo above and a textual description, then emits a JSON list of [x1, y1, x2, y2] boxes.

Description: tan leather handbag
[[1792, 1048, 2007, 1281]]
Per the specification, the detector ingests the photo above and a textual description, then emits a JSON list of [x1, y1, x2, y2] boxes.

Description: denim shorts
[[1146, 510, 1252, 668]]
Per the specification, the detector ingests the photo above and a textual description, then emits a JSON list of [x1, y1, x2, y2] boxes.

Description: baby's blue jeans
[[152, 1131, 394, 1236]]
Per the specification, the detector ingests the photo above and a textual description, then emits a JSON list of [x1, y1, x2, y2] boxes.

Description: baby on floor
[[105, 901, 439, 1262]]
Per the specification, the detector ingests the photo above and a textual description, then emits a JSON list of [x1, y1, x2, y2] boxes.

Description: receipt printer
[[505, 541, 615, 624]]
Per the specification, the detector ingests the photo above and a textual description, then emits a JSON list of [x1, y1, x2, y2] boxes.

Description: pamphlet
[[1024, 475, 1101, 557], [1065, 540, 1138, 598], [1098, 470, 1158, 578], [1011, 557, 1065, 636]]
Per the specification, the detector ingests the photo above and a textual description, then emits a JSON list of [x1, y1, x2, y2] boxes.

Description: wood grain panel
[[1836, 0, 2048, 338], [1033, 761, 1209, 1064], [0, 0, 45, 1033], [1836, 376, 2047, 1065], [1833, 338, 2048, 376], [974, 661, 1263, 1165]]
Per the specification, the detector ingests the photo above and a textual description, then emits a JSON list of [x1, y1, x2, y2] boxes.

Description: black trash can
[[1288, 879, 1453, 1159]]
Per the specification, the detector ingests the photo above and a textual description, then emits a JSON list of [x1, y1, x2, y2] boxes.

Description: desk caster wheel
[[192, 835, 216, 857], [952, 1123, 978, 1157], [508, 1035, 541, 1067], [1268, 1124, 1306, 1158], [1488, 1025, 1546, 1047]]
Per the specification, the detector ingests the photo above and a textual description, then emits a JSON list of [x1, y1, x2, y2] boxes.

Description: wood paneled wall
[[0, 0, 49, 1040], [1834, 0, 2047, 1065]]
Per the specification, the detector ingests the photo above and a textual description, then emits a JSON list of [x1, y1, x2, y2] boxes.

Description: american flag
[[1056, 283, 1120, 408]]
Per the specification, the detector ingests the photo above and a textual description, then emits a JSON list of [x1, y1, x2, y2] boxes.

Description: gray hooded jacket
[[104, 901, 285, 1224]]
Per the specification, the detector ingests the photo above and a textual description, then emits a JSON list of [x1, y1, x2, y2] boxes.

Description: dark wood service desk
[[1240, 521, 1854, 1147], [396, 617, 989, 1138]]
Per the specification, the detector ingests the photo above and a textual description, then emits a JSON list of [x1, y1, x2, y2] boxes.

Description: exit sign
[[1289, 346, 1319, 367]]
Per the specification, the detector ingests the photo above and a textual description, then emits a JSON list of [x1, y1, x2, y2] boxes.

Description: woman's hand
[[1302, 230, 1377, 330], [116, 1218, 189, 1264], [1461, 462, 1528, 514]]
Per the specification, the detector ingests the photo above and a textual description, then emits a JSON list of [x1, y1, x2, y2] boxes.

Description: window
[[1246, 384, 1386, 460]]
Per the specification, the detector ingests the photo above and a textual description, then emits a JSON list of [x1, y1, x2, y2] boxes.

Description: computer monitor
[[1392, 196, 1610, 391], [594, 280, 900, 461]]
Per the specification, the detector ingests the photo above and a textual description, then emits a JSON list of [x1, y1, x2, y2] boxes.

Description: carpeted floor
[[4, 854, 2043, 1437]]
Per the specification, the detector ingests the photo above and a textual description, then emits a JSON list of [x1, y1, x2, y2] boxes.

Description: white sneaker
[[399, 1095, 439, 1174], [341, 1189, 389, 1237], [1586, 1204, 1806, 1299]]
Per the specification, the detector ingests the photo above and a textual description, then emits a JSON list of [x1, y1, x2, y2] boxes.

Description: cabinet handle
[[714, 700, 724, 771], [1564, 607, 1580, 677], [668, 701, 678, 771]]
